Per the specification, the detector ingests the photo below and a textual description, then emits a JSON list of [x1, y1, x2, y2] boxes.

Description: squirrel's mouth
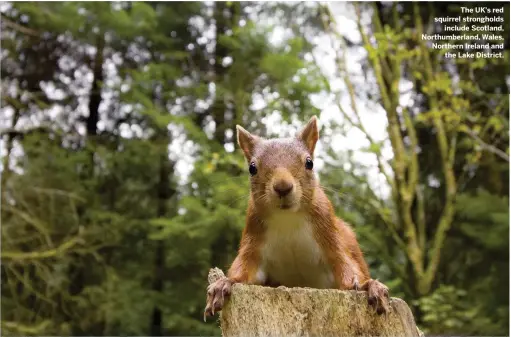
[[277, 199, 298, 210]]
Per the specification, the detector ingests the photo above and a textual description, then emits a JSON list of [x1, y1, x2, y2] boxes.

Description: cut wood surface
[[208, 267, 423, 337]]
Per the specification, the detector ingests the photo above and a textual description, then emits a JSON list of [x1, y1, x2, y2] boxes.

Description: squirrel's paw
[[365, 279, 390, 315], [204, 277, 232, 321]]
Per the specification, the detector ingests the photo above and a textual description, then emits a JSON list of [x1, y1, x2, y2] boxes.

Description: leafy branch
[[2, 236, 84, 262]]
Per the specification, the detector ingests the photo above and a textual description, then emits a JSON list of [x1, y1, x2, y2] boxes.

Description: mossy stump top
[[208, 268, 422, 337]]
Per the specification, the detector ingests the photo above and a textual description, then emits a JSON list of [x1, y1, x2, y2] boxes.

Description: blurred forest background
[[1, 1, 509, 336]]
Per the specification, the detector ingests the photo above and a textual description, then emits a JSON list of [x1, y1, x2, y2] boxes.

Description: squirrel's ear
[[298, 116, 319, 155], [236, 125, 258, 160]]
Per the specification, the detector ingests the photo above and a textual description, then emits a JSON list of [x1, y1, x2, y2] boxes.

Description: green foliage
[[414, 286, 476, 334], [414, 285, 507, 336], [456, 190, 509, 250], [321, 2, 509, 335], [3, 1, 328, 335]]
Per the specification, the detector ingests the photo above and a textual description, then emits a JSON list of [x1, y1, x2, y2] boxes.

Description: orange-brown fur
[[204, 116, 389, 319], [229, 187, 371, 289]]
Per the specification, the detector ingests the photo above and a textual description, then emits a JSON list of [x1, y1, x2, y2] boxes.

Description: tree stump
[[208, 267, 423, 337]]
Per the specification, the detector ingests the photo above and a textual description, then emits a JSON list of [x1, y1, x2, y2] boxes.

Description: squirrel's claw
[[352, 275, 360, 291], [365, 279, 390, 315], [204, 277, 232, 321]]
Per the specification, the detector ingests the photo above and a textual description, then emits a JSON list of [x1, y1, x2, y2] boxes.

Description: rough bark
[[208, 268, 423, 337]]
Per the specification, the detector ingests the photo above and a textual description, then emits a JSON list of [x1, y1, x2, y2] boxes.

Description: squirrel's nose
[[273, 181, 293, 197]]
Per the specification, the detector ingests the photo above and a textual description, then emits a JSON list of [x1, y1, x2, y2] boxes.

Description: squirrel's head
[[236, 116, 319, 213]]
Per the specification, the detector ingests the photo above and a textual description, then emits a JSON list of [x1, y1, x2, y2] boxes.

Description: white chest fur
[[258, 211, 335, 289]]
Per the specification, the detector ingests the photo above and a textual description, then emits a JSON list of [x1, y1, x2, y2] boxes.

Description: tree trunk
[[211, 2, 239, 145], [150, 241, 165, 336], [150, 145, 175, 336], [69, 34, 106, 332], [87, 34, 104, 138], [208, 268, 423, 337]]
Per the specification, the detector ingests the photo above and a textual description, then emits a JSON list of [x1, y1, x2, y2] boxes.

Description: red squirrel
[[204, 116, 390, 319]]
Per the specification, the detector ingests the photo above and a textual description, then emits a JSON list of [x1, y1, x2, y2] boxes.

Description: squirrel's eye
[[249, 162, 257, 176], [305, 157, 313, 170]]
